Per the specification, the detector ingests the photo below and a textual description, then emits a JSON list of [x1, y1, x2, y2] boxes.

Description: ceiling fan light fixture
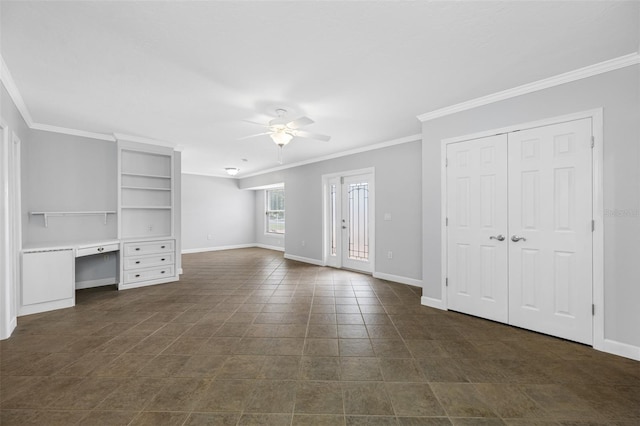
[[270, 130, 293, 146], [225, 167, 240, 176]]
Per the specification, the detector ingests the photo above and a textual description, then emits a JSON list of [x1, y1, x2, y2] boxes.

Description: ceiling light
[[225, 167, 240, 176], [270, 129, 294, 146]]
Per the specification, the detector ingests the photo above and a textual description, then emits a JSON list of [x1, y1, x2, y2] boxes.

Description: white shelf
[[30, 211, 116, 227], [121, 186, 171, 191], [121, 206, 171, 210], [121, 172, 171, 179]]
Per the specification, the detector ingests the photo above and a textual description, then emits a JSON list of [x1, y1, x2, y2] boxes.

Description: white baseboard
[[182, 244, 255, 254], [255, 244, 285, 252], [75, 278, 117, 290], [373, 271, 422, 287], [596, 338, 640, 361], [0, 316, 17, 340], [421, 295, 448, 311], [283, 253, 325, 266]]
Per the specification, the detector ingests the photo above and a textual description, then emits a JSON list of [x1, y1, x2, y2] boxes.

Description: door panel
[[508, 118, 593, 344], [447, 134, 509, 323], [342, 174, 372, 272]]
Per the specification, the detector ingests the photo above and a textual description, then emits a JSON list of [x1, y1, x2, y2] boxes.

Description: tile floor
[[1, 248, 638, 425]]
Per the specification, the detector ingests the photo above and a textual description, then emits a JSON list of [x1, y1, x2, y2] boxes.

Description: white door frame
[[0, 118, 19, 340], [322, 167, 375, 272], [439, 108, 604, 350]]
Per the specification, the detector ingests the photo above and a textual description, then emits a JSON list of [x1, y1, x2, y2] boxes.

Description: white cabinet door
[[446, 134, 509, 323], [21, 249, 75, 314], [508, 118, 593, 344]]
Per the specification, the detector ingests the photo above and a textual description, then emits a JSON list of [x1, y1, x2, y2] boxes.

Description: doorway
[[323, 169, 375, 273]]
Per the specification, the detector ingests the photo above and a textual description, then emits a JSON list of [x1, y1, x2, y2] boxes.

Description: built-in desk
[[20, 240, 120, 316]]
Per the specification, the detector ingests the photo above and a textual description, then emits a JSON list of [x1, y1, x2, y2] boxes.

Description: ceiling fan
[[240, 108, 331, 163]]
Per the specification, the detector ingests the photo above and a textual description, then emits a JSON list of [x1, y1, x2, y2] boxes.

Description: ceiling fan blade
[[237, 132, 271, 140], [293, 130, 331, 142], [287, 116, 314, 129], [242, 119, 268, 127]]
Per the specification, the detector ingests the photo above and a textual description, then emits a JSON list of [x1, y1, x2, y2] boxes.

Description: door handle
[[342, 226, 347, 229], [489, 235, 505, 241], [511, 235, 526, 242]]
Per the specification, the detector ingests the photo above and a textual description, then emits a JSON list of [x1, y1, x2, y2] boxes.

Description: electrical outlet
[[387, 251, 393, 259], [301, 240, 306, 247], [148, 225, 153, 232]]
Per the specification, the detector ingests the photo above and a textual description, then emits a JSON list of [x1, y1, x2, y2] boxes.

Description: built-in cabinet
[[20, 139, 180, 315], [117, 140, 179, 290]]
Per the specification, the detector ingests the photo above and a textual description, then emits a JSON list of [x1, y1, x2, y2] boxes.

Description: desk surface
[[23, 239, 120, 254]]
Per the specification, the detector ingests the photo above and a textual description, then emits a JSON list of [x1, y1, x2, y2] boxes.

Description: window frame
[[265, 188, 285, 235]]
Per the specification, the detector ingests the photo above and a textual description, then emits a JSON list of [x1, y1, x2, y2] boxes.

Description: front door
[[341, 174, 372, 273]]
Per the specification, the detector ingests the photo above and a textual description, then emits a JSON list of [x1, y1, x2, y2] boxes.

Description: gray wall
[[181, 173, 255, 251], [254, 189, 285, 250], [22, 131, 117, 245], [240, 140, 422, 281], [422, 65, 640, 347]]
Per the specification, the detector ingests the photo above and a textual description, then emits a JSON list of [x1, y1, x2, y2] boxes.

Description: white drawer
[[124, 253, 174, 270], [123, 264, 175, 284], [124, 240, 174, 256], [76, 243, 119, 258]]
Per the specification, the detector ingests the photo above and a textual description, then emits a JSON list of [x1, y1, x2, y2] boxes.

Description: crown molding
[[0, 56, 34, 126], [31, 123, 115, 141], [417, 52, 640, 122], [113, 132, 178, 149], [237, 133, 422, 179]]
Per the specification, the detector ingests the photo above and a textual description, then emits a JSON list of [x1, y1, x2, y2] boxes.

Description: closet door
[[508, 118, 593, 344], [446, 134, 509, 323]]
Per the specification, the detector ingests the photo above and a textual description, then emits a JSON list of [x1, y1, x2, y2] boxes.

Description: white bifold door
[[447, 118, 593, 344]]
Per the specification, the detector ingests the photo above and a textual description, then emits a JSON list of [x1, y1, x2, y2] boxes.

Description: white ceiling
[[1, 1, 638, 177]]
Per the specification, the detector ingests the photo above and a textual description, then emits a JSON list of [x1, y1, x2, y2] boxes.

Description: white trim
[[283, 253, 325, 266], [439, 136, 448, 310], [418, 53, 639, 122], [9, 132, 22, 336], [255, 244, 285, 252], [438, 109, 605, 351], [421, 296, 447, 311], [181, 243, 255, 254], [75, 278, 117, 290], [591, 110, 606, 355], [242, 182, 285, 190], [113, 133, 178, 149], [31, 123, 114, 141], [0, 56, 33, 126], [236, 134, 421, 179], [598, 339, 640, 361], [372, 272, 422, 288], [0, 118, 16, 339]]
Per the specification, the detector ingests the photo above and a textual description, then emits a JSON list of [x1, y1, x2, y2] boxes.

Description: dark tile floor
[[1, 248, 638, 425]]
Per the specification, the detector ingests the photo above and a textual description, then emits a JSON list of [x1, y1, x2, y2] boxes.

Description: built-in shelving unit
[[117, 139, 178, 290]]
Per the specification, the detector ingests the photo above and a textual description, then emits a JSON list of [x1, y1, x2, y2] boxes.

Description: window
[[266, 188, 285, 234]]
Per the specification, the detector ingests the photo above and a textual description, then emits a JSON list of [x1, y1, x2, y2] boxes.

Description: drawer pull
[[135, 261, 140, 264], [161, 245, 166, 249], [135, 248, 140, 251], [161, 258, 165, 261], [135, 274, 141, 278], [161, 270, 166, 274], [97, 247, 104, 252]]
